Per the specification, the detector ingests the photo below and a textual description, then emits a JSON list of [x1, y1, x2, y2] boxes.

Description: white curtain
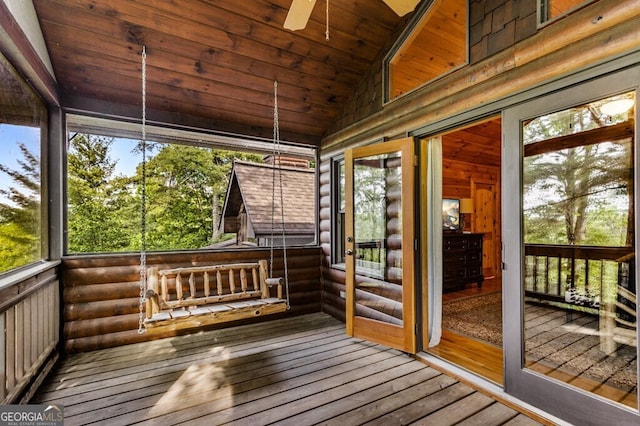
[[427, 137, 443, 347]]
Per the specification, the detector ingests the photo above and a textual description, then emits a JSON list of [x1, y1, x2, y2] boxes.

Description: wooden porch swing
[[143, 261, 287, 331], [136, 48, 290, 334]]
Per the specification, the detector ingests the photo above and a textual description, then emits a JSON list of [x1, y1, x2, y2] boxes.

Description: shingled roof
[[219, 160, 315, 237]]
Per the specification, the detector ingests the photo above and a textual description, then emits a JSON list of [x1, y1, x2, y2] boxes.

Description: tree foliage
[[67, 135, 261, 253], [0, 143, 41, 271], [67, 134, 133, 252], [523, 101, 633, 247], [143, 145, 259, 249]]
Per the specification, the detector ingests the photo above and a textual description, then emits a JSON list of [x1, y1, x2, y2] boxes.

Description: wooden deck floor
[[33, 313, 544, 425]]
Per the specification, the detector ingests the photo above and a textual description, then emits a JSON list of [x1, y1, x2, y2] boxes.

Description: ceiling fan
[[284, 0, 420, 31]]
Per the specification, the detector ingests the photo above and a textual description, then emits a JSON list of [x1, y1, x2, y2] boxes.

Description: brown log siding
[[61, 247, 322, 353]]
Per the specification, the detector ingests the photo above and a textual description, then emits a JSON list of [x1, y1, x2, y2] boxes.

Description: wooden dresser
[[443, 232, 484, 293]]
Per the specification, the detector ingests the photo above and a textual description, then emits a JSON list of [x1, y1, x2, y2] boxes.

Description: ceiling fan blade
[[383, 0, 420, 16], [284, 0, 317, 31]]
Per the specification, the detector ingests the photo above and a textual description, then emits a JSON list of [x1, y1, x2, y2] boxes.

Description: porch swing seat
[[144, 259, 286, 332]]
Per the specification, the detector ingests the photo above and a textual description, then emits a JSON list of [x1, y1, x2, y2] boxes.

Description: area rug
[[442, 292, 503, 347]]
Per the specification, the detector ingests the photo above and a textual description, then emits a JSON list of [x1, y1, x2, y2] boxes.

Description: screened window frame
[[63, 114, 317, 255], [0, 51, 49, 280], [331, 155, 346, 267]]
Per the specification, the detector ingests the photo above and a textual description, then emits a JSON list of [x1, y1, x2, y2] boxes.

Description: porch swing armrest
[[265, 277, 283, 286], [146, 266, 161, 319], [258, 259, 270, 298], [265, 277, 284, 299]]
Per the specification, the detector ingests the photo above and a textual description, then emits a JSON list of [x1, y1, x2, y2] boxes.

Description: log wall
[[319, 159, 345, 322], [61, 247, 322, 353]]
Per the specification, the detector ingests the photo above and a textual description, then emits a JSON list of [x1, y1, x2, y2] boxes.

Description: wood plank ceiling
[[32, 0, 408, 146]]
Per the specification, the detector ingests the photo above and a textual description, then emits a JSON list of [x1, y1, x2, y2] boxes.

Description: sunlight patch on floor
[[149, 348, 231, 416]]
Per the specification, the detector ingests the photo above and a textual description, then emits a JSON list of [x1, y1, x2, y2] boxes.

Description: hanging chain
[[325, 0, 330, 41], [138, 45, 147, 334], [272, 81, 290, 309], [270, 82, 278, 279]]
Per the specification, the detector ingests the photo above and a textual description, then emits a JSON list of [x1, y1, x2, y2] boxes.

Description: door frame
[[345, 137, 417, 353]]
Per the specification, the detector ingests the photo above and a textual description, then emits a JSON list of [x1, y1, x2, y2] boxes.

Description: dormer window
[[538, 0, 595, 26], [384, 0, 467, 102]]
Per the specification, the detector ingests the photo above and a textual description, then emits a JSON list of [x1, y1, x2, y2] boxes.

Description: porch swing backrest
[[144, 259, 286, 331]]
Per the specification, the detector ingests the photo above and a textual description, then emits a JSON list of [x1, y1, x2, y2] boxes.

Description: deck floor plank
[[361, 382, 475, 425], [505, 413, 551, 425], [68, 342, 392, 424], [151, 349, 407, 425], [413, 391, 498, 425], [45, 315, 339, 384], [221, 360, 427, 425], [59, 336, 379, 418], [456, 401, 521, 425], [33, 313, 545, 426], [316, 372, 459, 426], [35, 326, 349, 404]]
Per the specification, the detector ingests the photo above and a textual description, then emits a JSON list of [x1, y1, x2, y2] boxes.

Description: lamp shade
[[600, 98, 634, 116], [460, 198, 474, 214]]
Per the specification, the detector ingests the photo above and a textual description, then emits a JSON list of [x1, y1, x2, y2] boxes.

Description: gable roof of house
[[220, 161, 315, 236]]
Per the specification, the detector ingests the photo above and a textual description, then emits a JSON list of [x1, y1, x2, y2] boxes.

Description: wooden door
[[473, 180, 498, 279], [345, 137, 416, 353]]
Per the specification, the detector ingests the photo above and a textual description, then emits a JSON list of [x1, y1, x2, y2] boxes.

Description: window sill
[[0, 260, 61, 291]]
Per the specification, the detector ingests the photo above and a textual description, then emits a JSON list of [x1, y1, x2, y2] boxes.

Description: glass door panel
[[503, 66, 640, 424], [354, 152, 403, 321], [521, 91, 637, 408], [345, 137, 416, 353]]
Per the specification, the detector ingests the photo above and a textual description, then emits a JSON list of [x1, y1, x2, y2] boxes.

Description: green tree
[[523, 102, 632, 246], [67, 134, 132, 252], [0, 143, 41, 271]]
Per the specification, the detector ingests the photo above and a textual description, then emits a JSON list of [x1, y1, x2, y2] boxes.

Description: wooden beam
[[0, 1, 59, 106], [524, 120, 634, 157]]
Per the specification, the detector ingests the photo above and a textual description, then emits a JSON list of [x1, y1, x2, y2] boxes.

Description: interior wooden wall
[[442, 158, 499, 200], [62, 247, 322, 353]]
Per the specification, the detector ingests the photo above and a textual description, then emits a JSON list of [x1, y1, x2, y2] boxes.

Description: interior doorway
[[425, 116, 504, 384]]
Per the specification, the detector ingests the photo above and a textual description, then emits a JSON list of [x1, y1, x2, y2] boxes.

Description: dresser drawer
[[444, 266, 466, 281], [467, 237, 482, 250], [466, 250, 482, 263], [442, 232, 485, 293], [444, 238, 466, 251], [467, 264, 483, 277]]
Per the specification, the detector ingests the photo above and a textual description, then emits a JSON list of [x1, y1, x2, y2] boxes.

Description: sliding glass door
[[503, 67, 639, 423]]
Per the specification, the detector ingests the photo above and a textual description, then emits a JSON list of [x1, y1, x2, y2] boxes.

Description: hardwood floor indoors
[[32, 312, 547, 425], [430, 278, 505, 385]]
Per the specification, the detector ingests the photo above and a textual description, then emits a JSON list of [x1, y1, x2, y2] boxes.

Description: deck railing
[[355, 239, 387, 279], [524, 244, 633, 307], [0, 267, 60, 403], [356, 239, 386, 263]]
